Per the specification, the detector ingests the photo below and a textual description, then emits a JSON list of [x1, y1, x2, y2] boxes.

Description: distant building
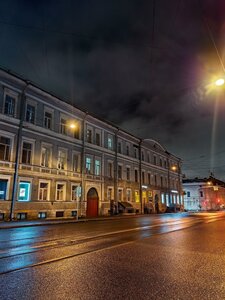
[[183, 176, 225, 211], [0, 68, 183, 220]]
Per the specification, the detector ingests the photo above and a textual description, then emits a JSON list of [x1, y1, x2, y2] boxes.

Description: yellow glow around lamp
[[215, 78, 225, 86]]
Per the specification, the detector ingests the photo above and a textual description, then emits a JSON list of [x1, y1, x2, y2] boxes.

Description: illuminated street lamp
[[215, 78, 225, 86], [69, 122, 77, 129], [171, 165, 177, 172]]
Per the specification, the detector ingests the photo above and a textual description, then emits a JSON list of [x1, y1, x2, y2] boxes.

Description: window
[[56, 183, 66, 201], [56, 211, 64, 217], [161, 193, 165, 204], [187, 191, 190, 197], [134, 147, 138, 159], [135, 169, 138, 182], [160, 158, 163, 167], [38, 212, 47, 219], [86, 157, 92, 174], [108, 162, 113, 178], [200, 191, 203, 197], [126, 167, 130, 181], [18, 181, 31, 201], [57, 150, 66, 170], [154, 156, 157, 165], [118, 141, 122, 154], [72, 185, 80, 201], [148, 173, 151, 185], [0, 179, 8, 200], [87, 129, 92, 143], [41, 147, 50, 167], [95, 132, 101, 146], [39, 182, 49, 201], [26, 104, 35, 123], [4, 94, 16, 116], [126, 189, 131, 202], [95, 159, 101, 175], [118, 165, 122, 179], [154, 175, 157, 186], [118, 188, 123, 201], [73, 125, 80, 139], [72, 153, 80, 172], [147, 152, 150, 163], [60, 118, 67, 135], [22, 142, 32, 164], [160, 176, 163, 187], [108, 136, 113, 150], [107, 187, 113, 201], [44, 111, 52, 129], [135, 190, 140, 203], [17, 213, 27, 220], [141, 151, 145, 161], [142, 171, 145, 184], [0, 136, 10, 161]]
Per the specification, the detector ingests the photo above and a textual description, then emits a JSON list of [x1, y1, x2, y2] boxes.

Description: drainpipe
[[10, 82, 29, 221], [80, 112, 88, 217], [139, 139, 143, 214]]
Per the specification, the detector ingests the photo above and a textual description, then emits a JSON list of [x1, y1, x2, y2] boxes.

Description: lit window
[[118, 189, 123, 201], [86, 157, 92, 174], [107, 187, 113, 201], [57, 150, 66, 170], [135, 190, 140, 203], [71, 185, 80, 201], [18, 182, 31, 201], [95, 159, 101, 175], [108, 136, 113, 150]]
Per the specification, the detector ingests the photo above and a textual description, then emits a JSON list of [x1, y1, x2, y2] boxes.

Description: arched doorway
[[86, 188, 99, 217]]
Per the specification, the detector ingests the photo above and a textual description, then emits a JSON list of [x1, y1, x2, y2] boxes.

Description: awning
[[118, 202, 133, 209]]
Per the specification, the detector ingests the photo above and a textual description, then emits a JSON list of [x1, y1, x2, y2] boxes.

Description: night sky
[[0, 0, 225, 180]]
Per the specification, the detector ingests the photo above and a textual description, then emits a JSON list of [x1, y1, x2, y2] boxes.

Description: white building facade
[[0, 68, 183, 220]]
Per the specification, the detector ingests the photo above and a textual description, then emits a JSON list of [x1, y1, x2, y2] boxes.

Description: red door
[[86, 197, 98, 217], [86, 188, 99, 217]]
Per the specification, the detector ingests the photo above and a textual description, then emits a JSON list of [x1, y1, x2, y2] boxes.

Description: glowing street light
[[215, 78, 225, 86], [69, 122, 77, 129]]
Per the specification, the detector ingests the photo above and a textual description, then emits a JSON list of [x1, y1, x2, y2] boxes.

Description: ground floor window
[[0, 179, 8, 200], [118, 188, 123, 201], [17, 213, 27, 220], [126, 189, 131, 202], [56, 183, 66, 201], [135, 190, 140, 203], [161, 193, 165, 204], [71, 185, 81, 201], [107, 187, 113, 201], [39, 181, 50, 201], [18, 182, 31, 201]]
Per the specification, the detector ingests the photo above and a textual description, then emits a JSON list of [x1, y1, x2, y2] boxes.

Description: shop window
[[18, 182, 31, 201]]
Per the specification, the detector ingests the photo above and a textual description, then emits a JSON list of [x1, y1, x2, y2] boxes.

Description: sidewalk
[[0, 214, 144, 229]]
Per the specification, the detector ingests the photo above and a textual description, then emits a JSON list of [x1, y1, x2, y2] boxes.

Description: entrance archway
[[86, 188, 99, 217]]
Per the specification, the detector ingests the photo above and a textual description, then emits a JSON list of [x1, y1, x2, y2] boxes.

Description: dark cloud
[[0, 0, 225, 179]]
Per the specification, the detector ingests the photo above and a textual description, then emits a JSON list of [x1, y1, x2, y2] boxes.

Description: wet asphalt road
[[0, 212, 225, 299]]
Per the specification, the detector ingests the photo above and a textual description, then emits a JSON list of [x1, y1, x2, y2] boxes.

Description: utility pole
[[114, 129, 119, 214], [138, 139, 143, 214], [10, 83, 29, 221]]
